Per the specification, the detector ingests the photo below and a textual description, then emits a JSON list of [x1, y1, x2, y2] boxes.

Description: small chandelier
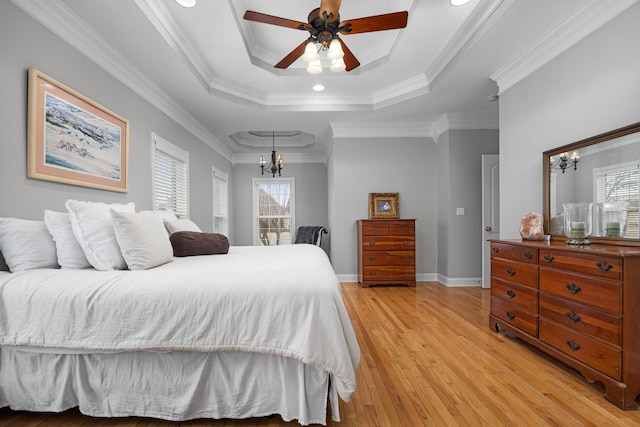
[[259, 131, 284, 177], [550, 151, 579, 173], [302, 37, 346, 74]]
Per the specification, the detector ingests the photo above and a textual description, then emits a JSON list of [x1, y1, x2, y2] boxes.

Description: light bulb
[[330, 58, 346, 72], [327, 39, 344, 60], [302, 41, 319, 63], [307, 59, 323, 74]]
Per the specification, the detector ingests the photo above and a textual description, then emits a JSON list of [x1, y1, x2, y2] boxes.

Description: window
[[593, 160, 640, 238], [252, 177, 295, 246], [152, 133, 189, 219], [212, 167, 229, 236]]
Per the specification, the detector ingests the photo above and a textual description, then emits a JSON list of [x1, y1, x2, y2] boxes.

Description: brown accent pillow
[[169, 231, 229, 257]]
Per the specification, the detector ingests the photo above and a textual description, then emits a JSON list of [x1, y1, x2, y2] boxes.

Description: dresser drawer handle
[[506, 312, 516, 320], [369, 257, 376, 261], [596, 261, 613, 272], [403, 272, 409, 276], [523, 252, 533, 259], [492, 247, 499, 253], [543, 254, 554, 263], [506, 268, 516, 277], [402, 256, 409, 261], [566, 311, 581, 324], [403, 241, 410, 246], [565, 339, 581, 352], [506, 289, 516, 299], [369, 242, 376, 246], [369, 272, 376, 276], [565, 283, 582, 295]]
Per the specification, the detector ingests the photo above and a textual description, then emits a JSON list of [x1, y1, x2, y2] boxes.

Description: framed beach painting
[[369, 192, 399, 219], [27, 68, 129, 192]]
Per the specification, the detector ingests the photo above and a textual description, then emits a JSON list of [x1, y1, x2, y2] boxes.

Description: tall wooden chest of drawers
[[357, 219, 416, 288], [490, 239, 640, 410]]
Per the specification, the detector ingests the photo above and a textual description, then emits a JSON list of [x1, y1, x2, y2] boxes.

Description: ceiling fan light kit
[[243, 0, 408, 73], [175, 0, 196, 8]]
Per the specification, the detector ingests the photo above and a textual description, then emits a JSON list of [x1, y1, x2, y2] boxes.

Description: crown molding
[[11, 0, 233, 161], [491, 0, 640, 94]]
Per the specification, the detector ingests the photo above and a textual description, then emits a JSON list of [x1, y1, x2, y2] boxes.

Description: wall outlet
[[456, 207, 465, 216]]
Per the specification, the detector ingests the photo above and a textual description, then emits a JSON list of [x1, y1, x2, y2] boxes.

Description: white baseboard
[[336, 273, 481, 287]]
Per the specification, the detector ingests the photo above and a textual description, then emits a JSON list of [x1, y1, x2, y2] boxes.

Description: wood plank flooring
[[1, 282, 639, 426]]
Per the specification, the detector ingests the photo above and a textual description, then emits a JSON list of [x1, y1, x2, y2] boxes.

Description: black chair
[[294, 226, 327, 246]]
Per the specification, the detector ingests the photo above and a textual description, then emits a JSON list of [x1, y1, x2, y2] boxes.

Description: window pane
[[253, 179, 294, 246]]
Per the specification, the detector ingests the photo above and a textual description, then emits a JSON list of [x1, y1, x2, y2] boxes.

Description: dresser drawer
[[362, 236, 415, 251], [362, 251, 414, 266], [540, 319, 621, 380], [491, 278, 538, 312], [388, 221, 415, 235], [490, 296, 538, 336], [491, 243, 538, 264], [360, 221, 389, 236], [362, 265, 415, 281], [539, 250, 621, 281], [491, 258, 538, 289], [539, 269, 621, 313], [539, 293, 621, 346]]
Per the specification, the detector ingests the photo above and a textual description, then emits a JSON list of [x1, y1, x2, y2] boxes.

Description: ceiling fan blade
[[274, 40, 309, 69], [339, 11, 408, 35], [319, 0, 342, 22], [339, 39, 360, 72], [243, 10, 311, 31]]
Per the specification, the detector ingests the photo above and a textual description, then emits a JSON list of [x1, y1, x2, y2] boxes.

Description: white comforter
[[0, 244, 360, 401]]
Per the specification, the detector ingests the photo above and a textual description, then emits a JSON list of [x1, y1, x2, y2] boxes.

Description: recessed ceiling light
[[176, 0, 196, 8], [450, 0, 470, 6], [313, 84, 325, 92]]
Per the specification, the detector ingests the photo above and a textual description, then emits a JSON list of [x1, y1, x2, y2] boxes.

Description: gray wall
[[231, 163, 329, 252], [499, 3, 640, 238], [0, 1, 230, 231]]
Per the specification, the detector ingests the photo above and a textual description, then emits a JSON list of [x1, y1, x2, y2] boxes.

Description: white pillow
[[164, 218, 201, 234], [111, 210, 173, 270], [44, 210, 92, 269], [0, 217, 58, 272], [65, 200, 135, 271]]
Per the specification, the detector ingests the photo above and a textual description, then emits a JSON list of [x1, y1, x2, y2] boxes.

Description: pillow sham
[[111, 210, 174, 270], [44, 210, 92, 269], [0, 217, 58, 272], [164, 218, 201, 234], [169, 231, 229, 257], [65, 200, 135, 271]]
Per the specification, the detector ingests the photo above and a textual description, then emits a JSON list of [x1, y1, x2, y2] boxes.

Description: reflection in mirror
[[543, 122, 640, 244]]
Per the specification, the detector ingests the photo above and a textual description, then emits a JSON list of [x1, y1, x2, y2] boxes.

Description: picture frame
[[27, 67, 129, 192], [369, 192, 399, 219]]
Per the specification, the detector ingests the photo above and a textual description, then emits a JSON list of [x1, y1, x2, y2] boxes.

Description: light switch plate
[[456, 208, 465, 216]]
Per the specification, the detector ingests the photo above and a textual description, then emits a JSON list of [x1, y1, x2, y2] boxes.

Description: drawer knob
[[492, 247, 499, 253], [369, 257, 376, 261], [596, 261, 613, 272], [506, 311, 516, 320], [523, 252, 533, 259], [402, 256, 409, 261], [506, 289, 516, 299], [369, 242, 376, 246], [506, 268, 516, 277], [565, 283, 582, 295], [543, 254, 554, 263], [566, 311, 581, 324], [369, 272, 376, 276], [565, 339, 581, 352], [403, 241, 410, 246]]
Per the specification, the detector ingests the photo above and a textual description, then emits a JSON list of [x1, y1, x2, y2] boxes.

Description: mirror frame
[[543, 121, 640, 246]]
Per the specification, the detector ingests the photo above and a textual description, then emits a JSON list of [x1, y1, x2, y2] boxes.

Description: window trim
[[151, 132, 190, 218], [252, 177, 296, 246], [212, 167, 229, 237]]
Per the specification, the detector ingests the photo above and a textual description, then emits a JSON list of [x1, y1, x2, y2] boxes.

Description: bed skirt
[[0, 346, 336, 426]]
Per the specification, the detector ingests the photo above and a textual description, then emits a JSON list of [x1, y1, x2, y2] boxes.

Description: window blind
[[152, 133, 189, 219], [212, 168, 229, 235], [594, 160, 640, 238]]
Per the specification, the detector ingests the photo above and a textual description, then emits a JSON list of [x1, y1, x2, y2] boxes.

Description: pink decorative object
[[520, 212, 544, 240]]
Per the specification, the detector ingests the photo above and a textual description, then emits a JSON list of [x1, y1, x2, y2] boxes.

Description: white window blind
[[152, 133, 189, 219], [252, 177, 295, 246], [594, 160, 640, 238], [212, 167, 229, 236]]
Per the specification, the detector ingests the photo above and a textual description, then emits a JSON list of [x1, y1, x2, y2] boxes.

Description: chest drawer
[[362, 265, 415, 281], [388, 221, 415, 235], [362, 251, 414, 266], [360, 221, 389, 236], [490, 296, 538, 336], [539, 269, 621, 314], [491, 243, 538, 264], [491, 278, 538, 312], [362, 235, 415, 251], [491, 258, 538, 289], [539, 250, 622, 281], [540, 319, 621, 380], [539, 293, 621, 346]]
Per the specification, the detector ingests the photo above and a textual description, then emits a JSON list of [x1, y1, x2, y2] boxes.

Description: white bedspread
[[0, 245, 360, 401]]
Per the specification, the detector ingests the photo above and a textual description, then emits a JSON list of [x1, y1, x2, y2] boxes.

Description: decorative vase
[[562, 202, 593, 245], [595, 202, 628, 238]]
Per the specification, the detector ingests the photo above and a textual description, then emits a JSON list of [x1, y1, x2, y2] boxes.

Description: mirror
[[543, 121, 640, 245]]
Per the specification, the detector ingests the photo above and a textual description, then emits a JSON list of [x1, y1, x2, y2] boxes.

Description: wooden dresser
[[490, 239, 640, 410], [357, 219, 416, 288]]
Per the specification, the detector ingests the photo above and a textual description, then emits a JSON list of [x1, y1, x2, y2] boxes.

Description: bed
[[0, 222, 360, 425]]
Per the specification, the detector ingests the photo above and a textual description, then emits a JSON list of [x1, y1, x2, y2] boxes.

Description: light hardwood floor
[[1, 282, 639, 426]]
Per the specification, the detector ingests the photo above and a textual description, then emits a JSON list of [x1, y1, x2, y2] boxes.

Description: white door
[[481, 155, 500, 289]]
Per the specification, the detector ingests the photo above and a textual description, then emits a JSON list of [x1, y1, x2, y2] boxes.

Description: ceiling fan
[[243, 0, 408, 72]]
